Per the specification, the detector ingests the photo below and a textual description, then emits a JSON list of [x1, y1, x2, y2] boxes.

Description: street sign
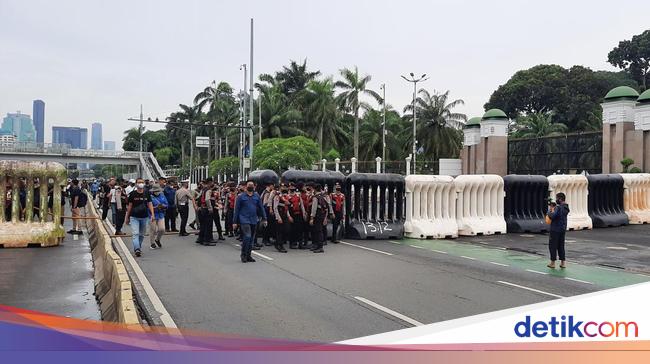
[[243, 158, 251, 168], [195, 136, 210, 148]]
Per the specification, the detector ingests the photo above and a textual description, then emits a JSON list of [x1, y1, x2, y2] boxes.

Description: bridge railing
[[0, 142, 142, 159]]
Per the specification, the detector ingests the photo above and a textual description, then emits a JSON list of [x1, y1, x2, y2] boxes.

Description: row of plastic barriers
[[405, 173, 650, 239]]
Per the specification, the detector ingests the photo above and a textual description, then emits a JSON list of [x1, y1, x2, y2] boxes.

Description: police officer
[[301, 183, 314, 249], [330, 183, 345, 243], [272, 185, 291, 253], [210, 185, 225, 241], [260, 183, 276, 246], [309, 184, 328, 253], [197, 178, 216, 246], [287, 184, 306, 249], [224, 184, 237, 237]]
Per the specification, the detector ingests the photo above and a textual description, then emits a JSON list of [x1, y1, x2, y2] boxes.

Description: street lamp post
[[380, 83, 386, 173], [401, 73, 429, 174], [240, 64, 247, 181]]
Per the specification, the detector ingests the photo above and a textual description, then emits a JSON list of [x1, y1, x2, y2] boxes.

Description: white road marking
[[489, 261, 509, 267], [565, 277, 594, 285], [73, 234, 79, 241], [636, 273, 650, 278], [606, 246, 628, 250], [233, 244, 274, 261], [497, 281, 565, 299], [526, 269, 549, 275], [565, 240, 576, 243], [388, 240, 401, 245], [460, 255, 476, 260], [354, 296, 424, 327], [339, 241, 393, 256], [106, 221, 177, 328], [595, 266, 618, 272], [431, 249, 448, 254], [519, 234, 535, 238], [409, 245, 425, 249]]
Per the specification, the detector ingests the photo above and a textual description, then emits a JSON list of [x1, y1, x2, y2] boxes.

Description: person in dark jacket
[[233, 180, 267, 263], [546, 192, 569, 269]]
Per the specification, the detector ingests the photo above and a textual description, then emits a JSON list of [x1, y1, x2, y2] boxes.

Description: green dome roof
[[464, 117, 482, 128], [482, 108, 508, 120], [638, 89, 650, 103], [604, 86, 639, 101]]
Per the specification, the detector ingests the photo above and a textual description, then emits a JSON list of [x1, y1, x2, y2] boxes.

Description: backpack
[[77, 190, 88, 207]]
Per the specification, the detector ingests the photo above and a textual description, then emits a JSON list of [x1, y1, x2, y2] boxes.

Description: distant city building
[[0, 130, 16, 145], [1, 112, 36, 142], [33, 100, 45, 143], [52, 126, 87, 149], [104, 140, 116, 151], [91, 122, 103, 150]]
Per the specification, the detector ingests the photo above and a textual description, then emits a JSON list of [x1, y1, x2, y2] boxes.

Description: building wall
[[91, 122, 103, 150], [52, 126, 88, 149], [1, 112, 36, 142], [104, 141, 116, 151]]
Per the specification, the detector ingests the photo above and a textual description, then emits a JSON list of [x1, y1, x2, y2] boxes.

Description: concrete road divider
[[587, 174, 629, 228], [345, 172, 404, 239], [404, 175, 457, 239], [84, 193, 141, 325], [503, 175, 549, 233], [454, 174, 506, 236], [620, 173, 650, 224], [547, 174, 592, 230]]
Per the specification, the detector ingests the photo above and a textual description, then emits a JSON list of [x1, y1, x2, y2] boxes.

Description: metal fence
[[508, 131, 602, 176]]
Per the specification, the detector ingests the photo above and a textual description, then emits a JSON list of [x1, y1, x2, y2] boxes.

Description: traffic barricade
[[0, 160, 67, 248], [547, 174, 593, 230], [249, 169, 279, 193], [503, 175, 549, 233], [587, 174, 629, 228], [404, 175, 457, 239], [455, 174, 507, 236], [345, 172, 404, 239], [620, 173, 650, 224]]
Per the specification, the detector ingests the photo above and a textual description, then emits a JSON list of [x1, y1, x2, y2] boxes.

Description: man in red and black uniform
[[330, 183, 345, 244], [287, 184, 306, 249], [300, 183, 314, 249]]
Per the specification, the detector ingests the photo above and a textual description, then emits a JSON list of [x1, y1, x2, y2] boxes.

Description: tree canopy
[[608, 29, 650, 91]]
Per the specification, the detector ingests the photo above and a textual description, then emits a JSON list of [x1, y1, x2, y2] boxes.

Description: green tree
[[608, 30, 650, 90], [209, 156, 239, 176], [403, 89, 465, 161], [510, 112, 568, 138], [257, 83, 302, 139], [358, 108, 404, 161], [254, 136, 319, 172], [324, 148, 340, 161], [122, 127, 141, 151], [154, 147, 178, 167], [300, 78, 341, 158], [335, 66, 381, 159], [485, 64, 638, 130]]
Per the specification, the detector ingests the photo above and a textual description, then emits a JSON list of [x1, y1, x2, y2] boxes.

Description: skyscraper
[[52, 126, 87, 149], [91, 122, 103, 150], [33, 100, 45, 143], [1, 112, 36, 142], [104, 141, 116, 151]]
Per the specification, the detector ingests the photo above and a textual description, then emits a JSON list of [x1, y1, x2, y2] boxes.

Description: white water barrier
[[620, 173, 650, 224], [405, 175, 458, 239], [454, 174, 506, 236], [547, 174, 592, 230]]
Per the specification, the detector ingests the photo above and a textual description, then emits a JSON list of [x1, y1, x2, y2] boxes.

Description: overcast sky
[[1, 0, 647, 149]]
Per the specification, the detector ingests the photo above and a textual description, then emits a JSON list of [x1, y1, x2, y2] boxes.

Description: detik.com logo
[[514, 315, 638, 338]]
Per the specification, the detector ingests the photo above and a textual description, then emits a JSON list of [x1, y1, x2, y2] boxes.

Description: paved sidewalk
[[0, 208, 100, 320]]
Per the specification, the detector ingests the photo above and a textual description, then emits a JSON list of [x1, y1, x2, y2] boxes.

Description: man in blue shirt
[[546, 192, 570, 269], [233, 180, 267, 263], [160, 177, 178, 232]]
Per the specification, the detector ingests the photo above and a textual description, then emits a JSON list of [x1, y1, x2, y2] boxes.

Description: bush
[[209, 156, 239, 176], [630, 166, 643, 173], [254, 136, 319, 172], [324, 148, 341, 161], [621, 157, 635, 173]]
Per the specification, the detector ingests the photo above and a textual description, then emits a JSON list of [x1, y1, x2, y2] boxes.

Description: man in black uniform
[[210, 185, 225, 241], [309, 184, 328, 253], [197, 178, 216, 246], [272, 185, 290, 253]]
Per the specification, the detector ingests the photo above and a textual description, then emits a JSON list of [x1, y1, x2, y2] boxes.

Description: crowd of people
[[91, 175, 347, 263]]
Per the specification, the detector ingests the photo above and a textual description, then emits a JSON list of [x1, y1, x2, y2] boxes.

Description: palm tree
[[275, 59, 321, 100], [257, 84, 302, 139], [402, 89, 466, 161], [335, 66, 381, 159], [300, 78, 342, 158], [358, 108, 405, 161], [511, 112, 568, 138]]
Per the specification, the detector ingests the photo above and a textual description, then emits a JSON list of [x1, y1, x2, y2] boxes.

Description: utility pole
[[189, 121, 194, 185], [401, 73, 429, 174], [240, 64, 247, 181], [249, 18, 255, 170], [380, 83, 386, 173], [258, 91, 262, 142]]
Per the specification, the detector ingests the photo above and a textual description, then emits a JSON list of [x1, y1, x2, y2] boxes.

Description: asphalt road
[[109, 218, 648, 342], [0, 208, 100, 320]]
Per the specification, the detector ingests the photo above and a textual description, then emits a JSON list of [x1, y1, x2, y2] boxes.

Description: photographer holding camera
[[546, 193, 569, 269]]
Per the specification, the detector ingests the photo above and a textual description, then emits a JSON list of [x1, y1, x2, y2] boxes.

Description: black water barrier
[[587, 174, 628, 228], [249, 170, 279, 194], [344, 173, 404, 239], [503, 175, 549, 233]]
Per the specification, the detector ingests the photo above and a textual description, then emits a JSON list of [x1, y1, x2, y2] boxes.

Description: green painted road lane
[[395, 238, 650, 289]]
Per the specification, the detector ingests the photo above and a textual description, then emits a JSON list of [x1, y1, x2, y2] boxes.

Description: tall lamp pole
[[239, 64, 247, 181], [401, 73, 428, 174], [248, 18, 254, 169], [380, 83, 386, 173]]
